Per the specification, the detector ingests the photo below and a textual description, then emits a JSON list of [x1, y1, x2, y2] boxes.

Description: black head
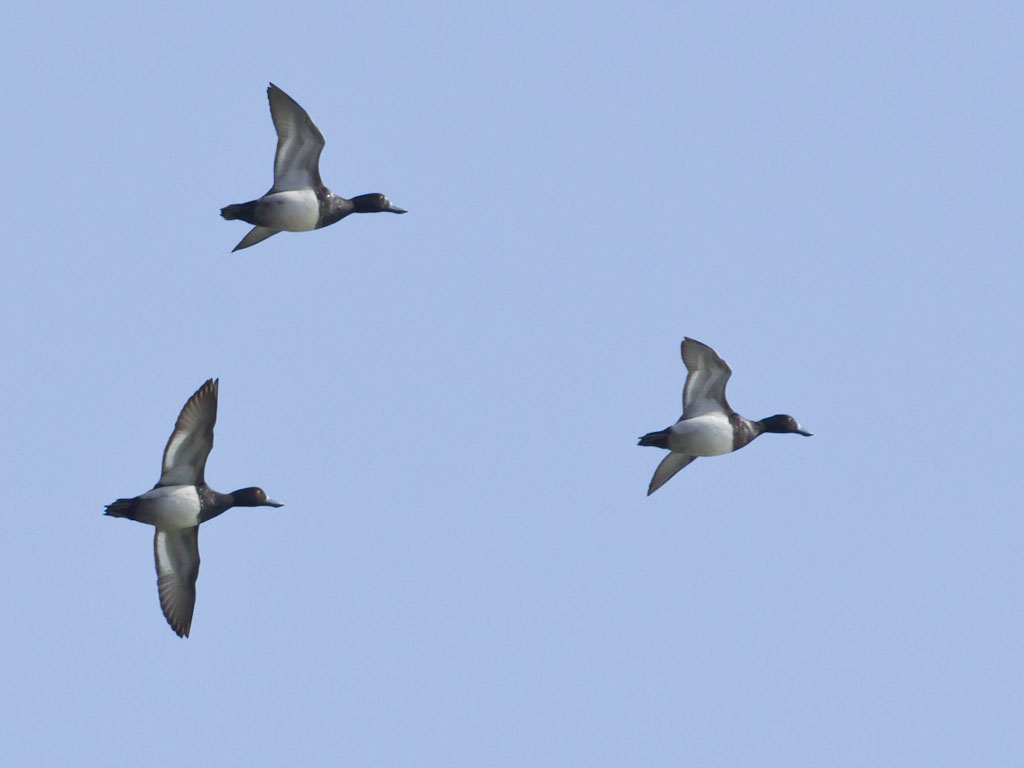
[[231, 487, 284, 507], [759, 414, 812, 436], [350, 193, 407, 214]]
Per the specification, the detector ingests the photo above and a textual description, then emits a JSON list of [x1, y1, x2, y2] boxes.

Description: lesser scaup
[[221, 83, 406, 251], [639, 337, 811, 495], [105, 379, 283, 637]]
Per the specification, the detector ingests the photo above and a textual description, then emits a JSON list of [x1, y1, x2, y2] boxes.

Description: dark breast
[[197, 485, 230, 524], [730, 413, 764, 451], [316, 187, 354, 229]]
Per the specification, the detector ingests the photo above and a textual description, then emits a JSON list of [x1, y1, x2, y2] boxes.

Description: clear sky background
[[3, 1, 1022, 765]]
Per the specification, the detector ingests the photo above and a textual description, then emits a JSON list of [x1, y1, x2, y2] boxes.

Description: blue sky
[[3, 1, 1023, 765]]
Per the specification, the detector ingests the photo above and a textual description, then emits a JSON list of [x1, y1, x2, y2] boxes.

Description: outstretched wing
[[159, 379, 218, 487], [647, 453, 697, 495], [268, 83, 326, 192], [232, 226, 280, 252], [154, 527, 200, 638], [681, 337, 733, 418]]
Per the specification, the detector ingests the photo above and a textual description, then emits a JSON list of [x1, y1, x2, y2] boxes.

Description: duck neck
[[198, 486, 235, 523], [730, 413, 765, 451], [318, 189, 354, 227]]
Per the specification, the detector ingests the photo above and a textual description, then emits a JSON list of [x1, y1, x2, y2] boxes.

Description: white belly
[[256, 190, 320, 231], [668, 413, 734, 456], [137, 485, 201, 528]]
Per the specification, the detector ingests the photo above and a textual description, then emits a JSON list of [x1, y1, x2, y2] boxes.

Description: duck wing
[[159, 379, 218, 487], [647, 453, 697, 495], [232, 226, 280, 252], [267, 83, 326, 193], [681, 337, 733, 418], [154, 527, 200, 638]]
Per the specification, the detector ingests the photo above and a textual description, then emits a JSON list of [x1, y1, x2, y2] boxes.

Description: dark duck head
[[350, 193, 406, 214], [228, 487, 284, 508], [758, 414, 812, 436]]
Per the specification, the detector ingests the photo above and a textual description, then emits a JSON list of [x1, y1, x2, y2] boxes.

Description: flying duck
[[105, 379, 283, 637], [221, 83, 406, 251], [639, 337, 811, 495]]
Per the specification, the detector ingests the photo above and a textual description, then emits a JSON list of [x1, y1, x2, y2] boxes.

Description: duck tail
[[104, 498, 137, 519], [220, 201, 256, 222], [638, 428, 671, 449]]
